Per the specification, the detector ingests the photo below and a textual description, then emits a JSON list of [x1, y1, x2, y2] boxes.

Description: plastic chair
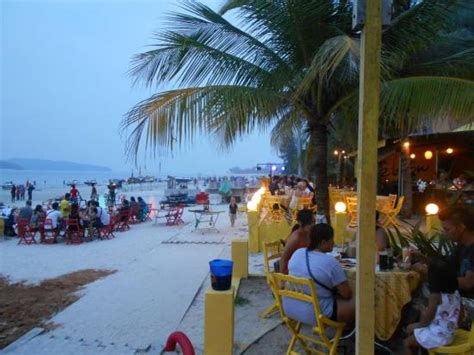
[[428, 321, 474, 354], [100, 216, 117, 239], [65, 219, 83, 245], [17, 219, 36, 245], [195, 192, 210, 206], [40, 218, 58, 244], [261, 241, 284, 318], [381, 196, 405, 228], [166, 205, 185, 226], [264, 195, 286, 223], [129, 205, 141, 224], [270, 273, 346, 355], [346, 196, 358, 228], [116, 210, 131, 231], [144, 204, 153, 222]]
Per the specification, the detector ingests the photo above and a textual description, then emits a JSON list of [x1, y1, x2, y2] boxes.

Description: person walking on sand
[[70, 184, 80, 203], [229, 196, 238, 227], [10, 184, 16, 203]]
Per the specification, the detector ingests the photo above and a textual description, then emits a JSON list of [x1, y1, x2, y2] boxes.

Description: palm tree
[[123, 0, 473, 220]]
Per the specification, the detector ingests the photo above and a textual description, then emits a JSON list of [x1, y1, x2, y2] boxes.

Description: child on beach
[[229, 197, 238, 227], [404, 257, 461, 354]]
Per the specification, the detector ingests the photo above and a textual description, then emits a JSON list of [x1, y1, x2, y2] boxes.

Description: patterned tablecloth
[[345, 269, 420, 341]]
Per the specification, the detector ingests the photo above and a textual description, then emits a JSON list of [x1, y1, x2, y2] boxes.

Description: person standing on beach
[[15, 185, 20, 201], [27, 183, 35, 201], [229, 196, 238, 227], [60, 193, 71, 219], [10, 184, 16, 203], [90, 184, 98, 201], [70, 184, 79, 203]]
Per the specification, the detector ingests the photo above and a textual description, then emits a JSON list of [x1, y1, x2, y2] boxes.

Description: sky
[[0, 0, 280, 175]]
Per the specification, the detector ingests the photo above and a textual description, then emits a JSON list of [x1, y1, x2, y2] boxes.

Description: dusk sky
[[0, 0, 280, 175]]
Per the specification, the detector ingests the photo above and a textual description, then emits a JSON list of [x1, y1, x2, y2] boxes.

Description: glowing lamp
[[446, 148, 453, 154], [281, 166, 285, 171], [334, 150, 339, 155], [410, 153, 416, 159], [424, 150, 433, 160], [403, 141, 410, 148], [271, 165, 277, 171], [425, 203, 439, 216], [335, 202, 347, 213]]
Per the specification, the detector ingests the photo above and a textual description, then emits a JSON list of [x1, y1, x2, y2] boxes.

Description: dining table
[[341, 260, 421, 341], [189, 209, 225, 233]]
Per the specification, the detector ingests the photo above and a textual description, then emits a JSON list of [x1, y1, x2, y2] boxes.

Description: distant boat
[[2, 181, 14, 190]]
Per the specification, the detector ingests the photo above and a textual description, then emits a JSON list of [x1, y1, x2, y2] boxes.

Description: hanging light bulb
[[424, 150, 433, 160]]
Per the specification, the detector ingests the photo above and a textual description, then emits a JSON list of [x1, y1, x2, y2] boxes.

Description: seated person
[[18, 200, 33, 221], [30, 205, 46, 230], [45, 202, 63, 234], [280, 209, 315, 274], [284, 223, 355, 324], [4, 208, 18, 236], [288, 181, 314, 210], [92, 201, 110, 226], [404, 258, 461, 354], [269, 175, 280, 196], [60, 193, 71, 219], [67, 203, 81, 231], [137, 197, 148, 221], [118, 199, 130, 221]]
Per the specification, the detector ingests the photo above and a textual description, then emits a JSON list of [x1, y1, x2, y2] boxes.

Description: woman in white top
[[404, 257, 462, 354], [284, 224, 355, 324]]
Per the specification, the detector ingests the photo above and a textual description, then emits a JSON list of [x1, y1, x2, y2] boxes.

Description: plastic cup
[[209, 259, 233, 291]]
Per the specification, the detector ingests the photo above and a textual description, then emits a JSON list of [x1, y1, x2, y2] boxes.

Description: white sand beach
[[0, 183, 280, 354]]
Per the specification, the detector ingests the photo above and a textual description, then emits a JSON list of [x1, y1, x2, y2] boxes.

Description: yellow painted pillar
[[247, 211, 260, 253], [232, 239, 248, 279], [356, 0, 381, 353], [204, 287, 234, 355], [426, 214, 441, 237], [334, 212, 348, 246], [0, 217, 4, 235]]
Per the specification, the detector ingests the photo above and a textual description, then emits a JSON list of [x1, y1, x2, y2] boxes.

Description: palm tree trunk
[[400, 149, 413, 217], [311, 123, 330, 223]]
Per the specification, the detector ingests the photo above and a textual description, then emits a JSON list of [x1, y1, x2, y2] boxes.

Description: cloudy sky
[[0, 0, 280, 175]]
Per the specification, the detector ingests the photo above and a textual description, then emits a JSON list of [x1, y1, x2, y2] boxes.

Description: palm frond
[[270, 111, 307, 148], [129, 2, 293, 89], [381, 77, 474, 131], [122, 86, 288, 159], [295, 35, 360, 98], [383, 0, 464, 70]]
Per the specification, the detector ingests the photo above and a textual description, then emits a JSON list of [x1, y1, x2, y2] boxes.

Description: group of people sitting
[[5, 193, 151, 240], [278, 206, 473, 354]]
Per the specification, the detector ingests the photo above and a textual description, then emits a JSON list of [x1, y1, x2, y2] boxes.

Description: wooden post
[[356, 0, 381, 353]]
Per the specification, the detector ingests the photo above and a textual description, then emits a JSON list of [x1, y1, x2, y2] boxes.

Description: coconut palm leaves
[[124, 0, 473, 218]]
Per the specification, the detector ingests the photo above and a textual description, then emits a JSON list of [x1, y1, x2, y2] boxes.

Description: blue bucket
[[209, 259, 233, 291]]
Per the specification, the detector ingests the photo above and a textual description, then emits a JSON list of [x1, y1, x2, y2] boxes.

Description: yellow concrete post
[[247, 211, 260, 253], [204, 287, 234, 355], [426, 214, 441, 237], [0, 217, 4, 235], [334, 212, 348, 246], [356, 0, 381, 353], [232, 239, 248, 279]]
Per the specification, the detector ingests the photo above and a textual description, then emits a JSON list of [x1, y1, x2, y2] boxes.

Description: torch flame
[[247, 187, 266, 211]]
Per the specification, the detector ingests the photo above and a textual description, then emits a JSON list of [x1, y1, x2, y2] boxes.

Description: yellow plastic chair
[[270, 273, 346, 355], [290, 196, 317, 221], [388, 194, 398, 209], [381, 196, 405, 228], [428, 321, 474, 355], [264, 195, 286, 223], [260, 240, 284, 318], [346, 196, 358, 228]]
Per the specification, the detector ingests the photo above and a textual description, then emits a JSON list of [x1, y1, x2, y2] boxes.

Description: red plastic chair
[[40, 219, 58, 244], [116, 209, 131, 231], [65, 219, 83, 245], [165, 205, 185, 226], [100, 216, 117, 239], [17, 219, 36, 245], [129, 205, 141, 224]]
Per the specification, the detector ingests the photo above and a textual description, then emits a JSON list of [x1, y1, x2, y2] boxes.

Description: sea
[[0, 170, 132, 188]]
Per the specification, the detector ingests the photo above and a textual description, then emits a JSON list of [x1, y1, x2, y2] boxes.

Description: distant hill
[[229, 166, 259, 174], [1, 158, 111, 171], [0, 160, 23, 170]]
